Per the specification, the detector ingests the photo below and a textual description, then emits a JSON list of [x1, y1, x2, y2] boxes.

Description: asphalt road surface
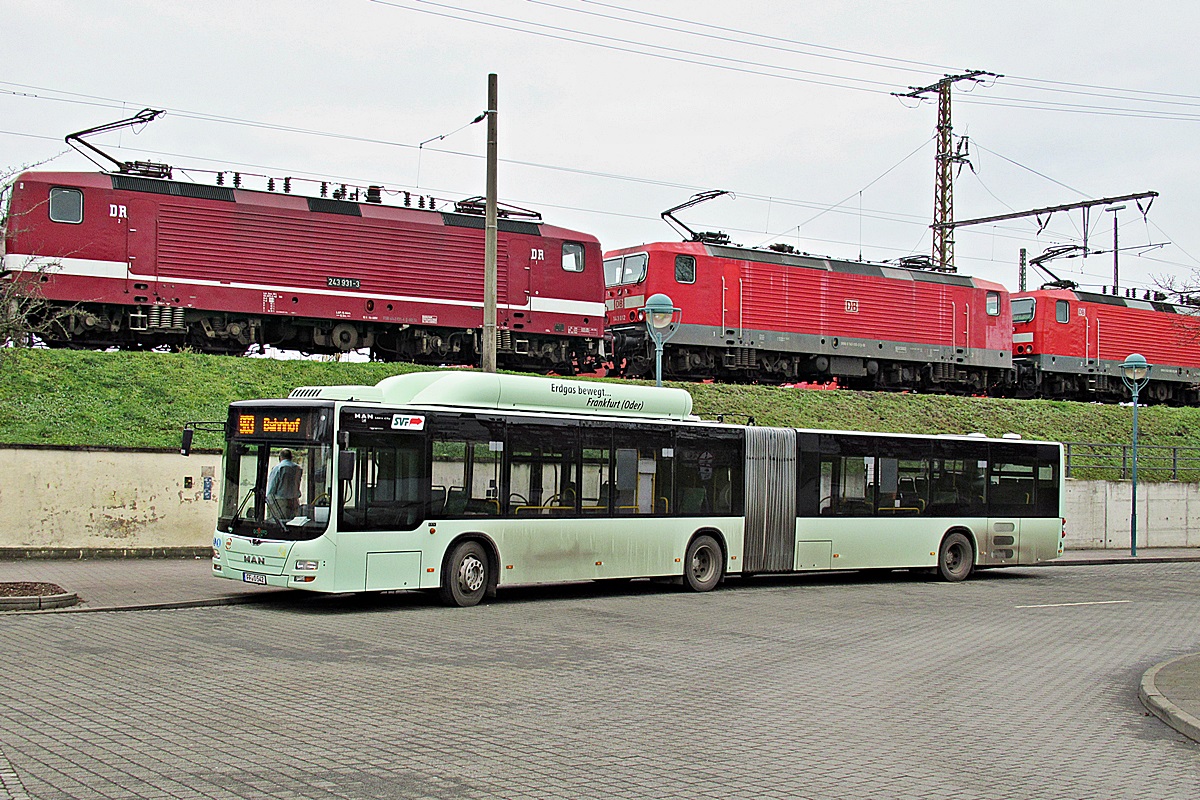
[[2, 562, 1200, 799]]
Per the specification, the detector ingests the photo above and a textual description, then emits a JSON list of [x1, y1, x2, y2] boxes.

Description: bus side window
[[836, 456, 875, 516], [507, 421, 579, 516], [875, 455, 929, 516], [613, 426, 673, 516], [675, 430, 742, 516], [988, 444, 1039, 517], [929, 441, 988, 517], [1035, 444, 1061, 518], [431, 415, 504, 518], [339, 432, 425, 532], [580, 425, 612, 515]]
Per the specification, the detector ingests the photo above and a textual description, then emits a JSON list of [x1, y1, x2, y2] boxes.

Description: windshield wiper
[[231, 487, 261, 529]]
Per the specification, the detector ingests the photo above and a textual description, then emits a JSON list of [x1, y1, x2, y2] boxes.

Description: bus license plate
[[242, 572, 267, 585]]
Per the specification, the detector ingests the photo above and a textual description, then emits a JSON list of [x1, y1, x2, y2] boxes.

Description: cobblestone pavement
[[2, 563, 1200, 799]]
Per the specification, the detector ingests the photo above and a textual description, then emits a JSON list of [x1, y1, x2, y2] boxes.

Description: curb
[[1139, 653, 1200, 744], [0, 592, 79, 612], [1046, 555, 1200, 567], [0, 591, 290, 616], [0, 547, 209, 560]]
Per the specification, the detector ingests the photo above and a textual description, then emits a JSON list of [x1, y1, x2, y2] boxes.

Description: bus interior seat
[[445, 487, 468, 515], [428, 485, 448, 515], [679, 488, 706, 513], [464, 498, 500, 516]]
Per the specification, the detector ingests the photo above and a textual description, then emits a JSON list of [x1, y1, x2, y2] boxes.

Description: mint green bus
[[203, 372, 1065, 606]]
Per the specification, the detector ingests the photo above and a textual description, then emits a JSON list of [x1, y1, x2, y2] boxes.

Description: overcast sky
[[5, 0, 1199, 297]]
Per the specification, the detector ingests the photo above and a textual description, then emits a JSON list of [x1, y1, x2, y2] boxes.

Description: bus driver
[[266, 449, 303, 519]]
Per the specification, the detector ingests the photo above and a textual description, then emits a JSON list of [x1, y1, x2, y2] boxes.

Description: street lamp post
[[643, 293, 680, 387], [1120, 353, 1152, 556]]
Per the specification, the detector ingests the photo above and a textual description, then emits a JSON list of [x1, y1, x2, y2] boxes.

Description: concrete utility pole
[[895, 71, 999, 273], [1107, 204, 1126, 294], [482, 73, 499, 373]]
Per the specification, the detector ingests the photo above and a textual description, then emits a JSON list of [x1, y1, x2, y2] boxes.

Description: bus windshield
[[1011, 297, 1035, 323], [219, 442, 333, 540]]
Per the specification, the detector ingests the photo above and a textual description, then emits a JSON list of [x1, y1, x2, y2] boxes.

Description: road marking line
[[1016, 600, 1133, 609]]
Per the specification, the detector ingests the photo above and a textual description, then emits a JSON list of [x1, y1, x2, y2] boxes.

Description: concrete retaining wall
[[0, 446, 221, 551], [1064, 479, 1200, 549], [0, 446, 1196, 552]]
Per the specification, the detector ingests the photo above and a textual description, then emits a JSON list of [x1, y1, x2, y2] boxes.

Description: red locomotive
[[2, 170, 605, 372], [604, 240, 1014, 392], [1012, 288, 1200, 403]]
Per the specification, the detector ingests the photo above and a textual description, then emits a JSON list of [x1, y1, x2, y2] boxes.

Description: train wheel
[[937, 532, 974, 582], [439, 540, 490, 607], [683, 535, 724, 592]]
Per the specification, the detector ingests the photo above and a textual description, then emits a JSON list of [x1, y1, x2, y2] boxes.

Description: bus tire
[[683, 534, 724, 592], [440, 540, 489, 607], [937, 532, 974, 582]]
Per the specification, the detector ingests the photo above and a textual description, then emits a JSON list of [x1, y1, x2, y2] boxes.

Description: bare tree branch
[[2, 165, 77, 356]]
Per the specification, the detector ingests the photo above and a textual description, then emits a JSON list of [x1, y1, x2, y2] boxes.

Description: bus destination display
[[233, 410, 317, 440]]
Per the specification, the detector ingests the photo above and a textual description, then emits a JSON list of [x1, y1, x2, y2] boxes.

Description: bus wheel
[[440, 540, 489, 607], [684, 535, 724, 592], [937, 532, 974, 582]]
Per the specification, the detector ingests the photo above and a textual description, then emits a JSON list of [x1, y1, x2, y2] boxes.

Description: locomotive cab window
[[675, 255, 696, 284], [562, 242, 585, 273], [603, 253, 648, 287], [985, 291, 1001, 316], [1011, 298, 1035, 323], [49, 187, 83, 224], [1055, 300, 1070, 324]]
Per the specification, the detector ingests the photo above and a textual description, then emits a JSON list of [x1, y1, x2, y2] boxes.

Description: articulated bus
[[200, 371, 1065, 606]]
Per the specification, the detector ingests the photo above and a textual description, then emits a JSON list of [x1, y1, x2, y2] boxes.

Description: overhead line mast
[[895, 70, 1001, 273]]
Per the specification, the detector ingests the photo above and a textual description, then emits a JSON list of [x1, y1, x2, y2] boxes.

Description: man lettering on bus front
[[266, 449, 303, 520]]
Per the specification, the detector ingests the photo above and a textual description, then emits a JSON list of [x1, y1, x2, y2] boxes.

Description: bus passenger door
[[603, 427, 677, 578]]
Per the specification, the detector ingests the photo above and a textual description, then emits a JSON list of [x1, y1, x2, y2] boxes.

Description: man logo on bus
[[391, 415, 426, 430]]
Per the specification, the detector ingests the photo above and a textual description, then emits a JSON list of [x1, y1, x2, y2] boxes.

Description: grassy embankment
[[2, 350, 1198, 471]]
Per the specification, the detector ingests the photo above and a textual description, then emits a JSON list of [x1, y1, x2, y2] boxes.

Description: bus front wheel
[[440, 540, 490, 607], [937, 532, 974, 582], [684, 535, 724, 592]]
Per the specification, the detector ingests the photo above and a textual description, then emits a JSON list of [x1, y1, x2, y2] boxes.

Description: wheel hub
[[459, 555, 486, 592]]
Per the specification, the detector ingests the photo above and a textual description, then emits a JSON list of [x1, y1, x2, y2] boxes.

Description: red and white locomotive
[[604, 241, 1014, 392], [2, 170, 606, 372], [1012, 288, 1200, 403]]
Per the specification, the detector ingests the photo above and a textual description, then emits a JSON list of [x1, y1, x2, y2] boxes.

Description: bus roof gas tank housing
[[373, 371, 694, 420]]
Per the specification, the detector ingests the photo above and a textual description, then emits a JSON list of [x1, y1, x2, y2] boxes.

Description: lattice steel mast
[[895, 71, 999, 272]]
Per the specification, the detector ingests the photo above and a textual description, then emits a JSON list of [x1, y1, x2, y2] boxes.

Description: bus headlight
[[295, 560, 319, 571]]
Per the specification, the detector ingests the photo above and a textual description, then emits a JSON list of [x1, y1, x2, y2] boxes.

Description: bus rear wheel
[[937, 532, 974, 582], [440, 540, 489, 607], [684, 535, 724, 592]]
